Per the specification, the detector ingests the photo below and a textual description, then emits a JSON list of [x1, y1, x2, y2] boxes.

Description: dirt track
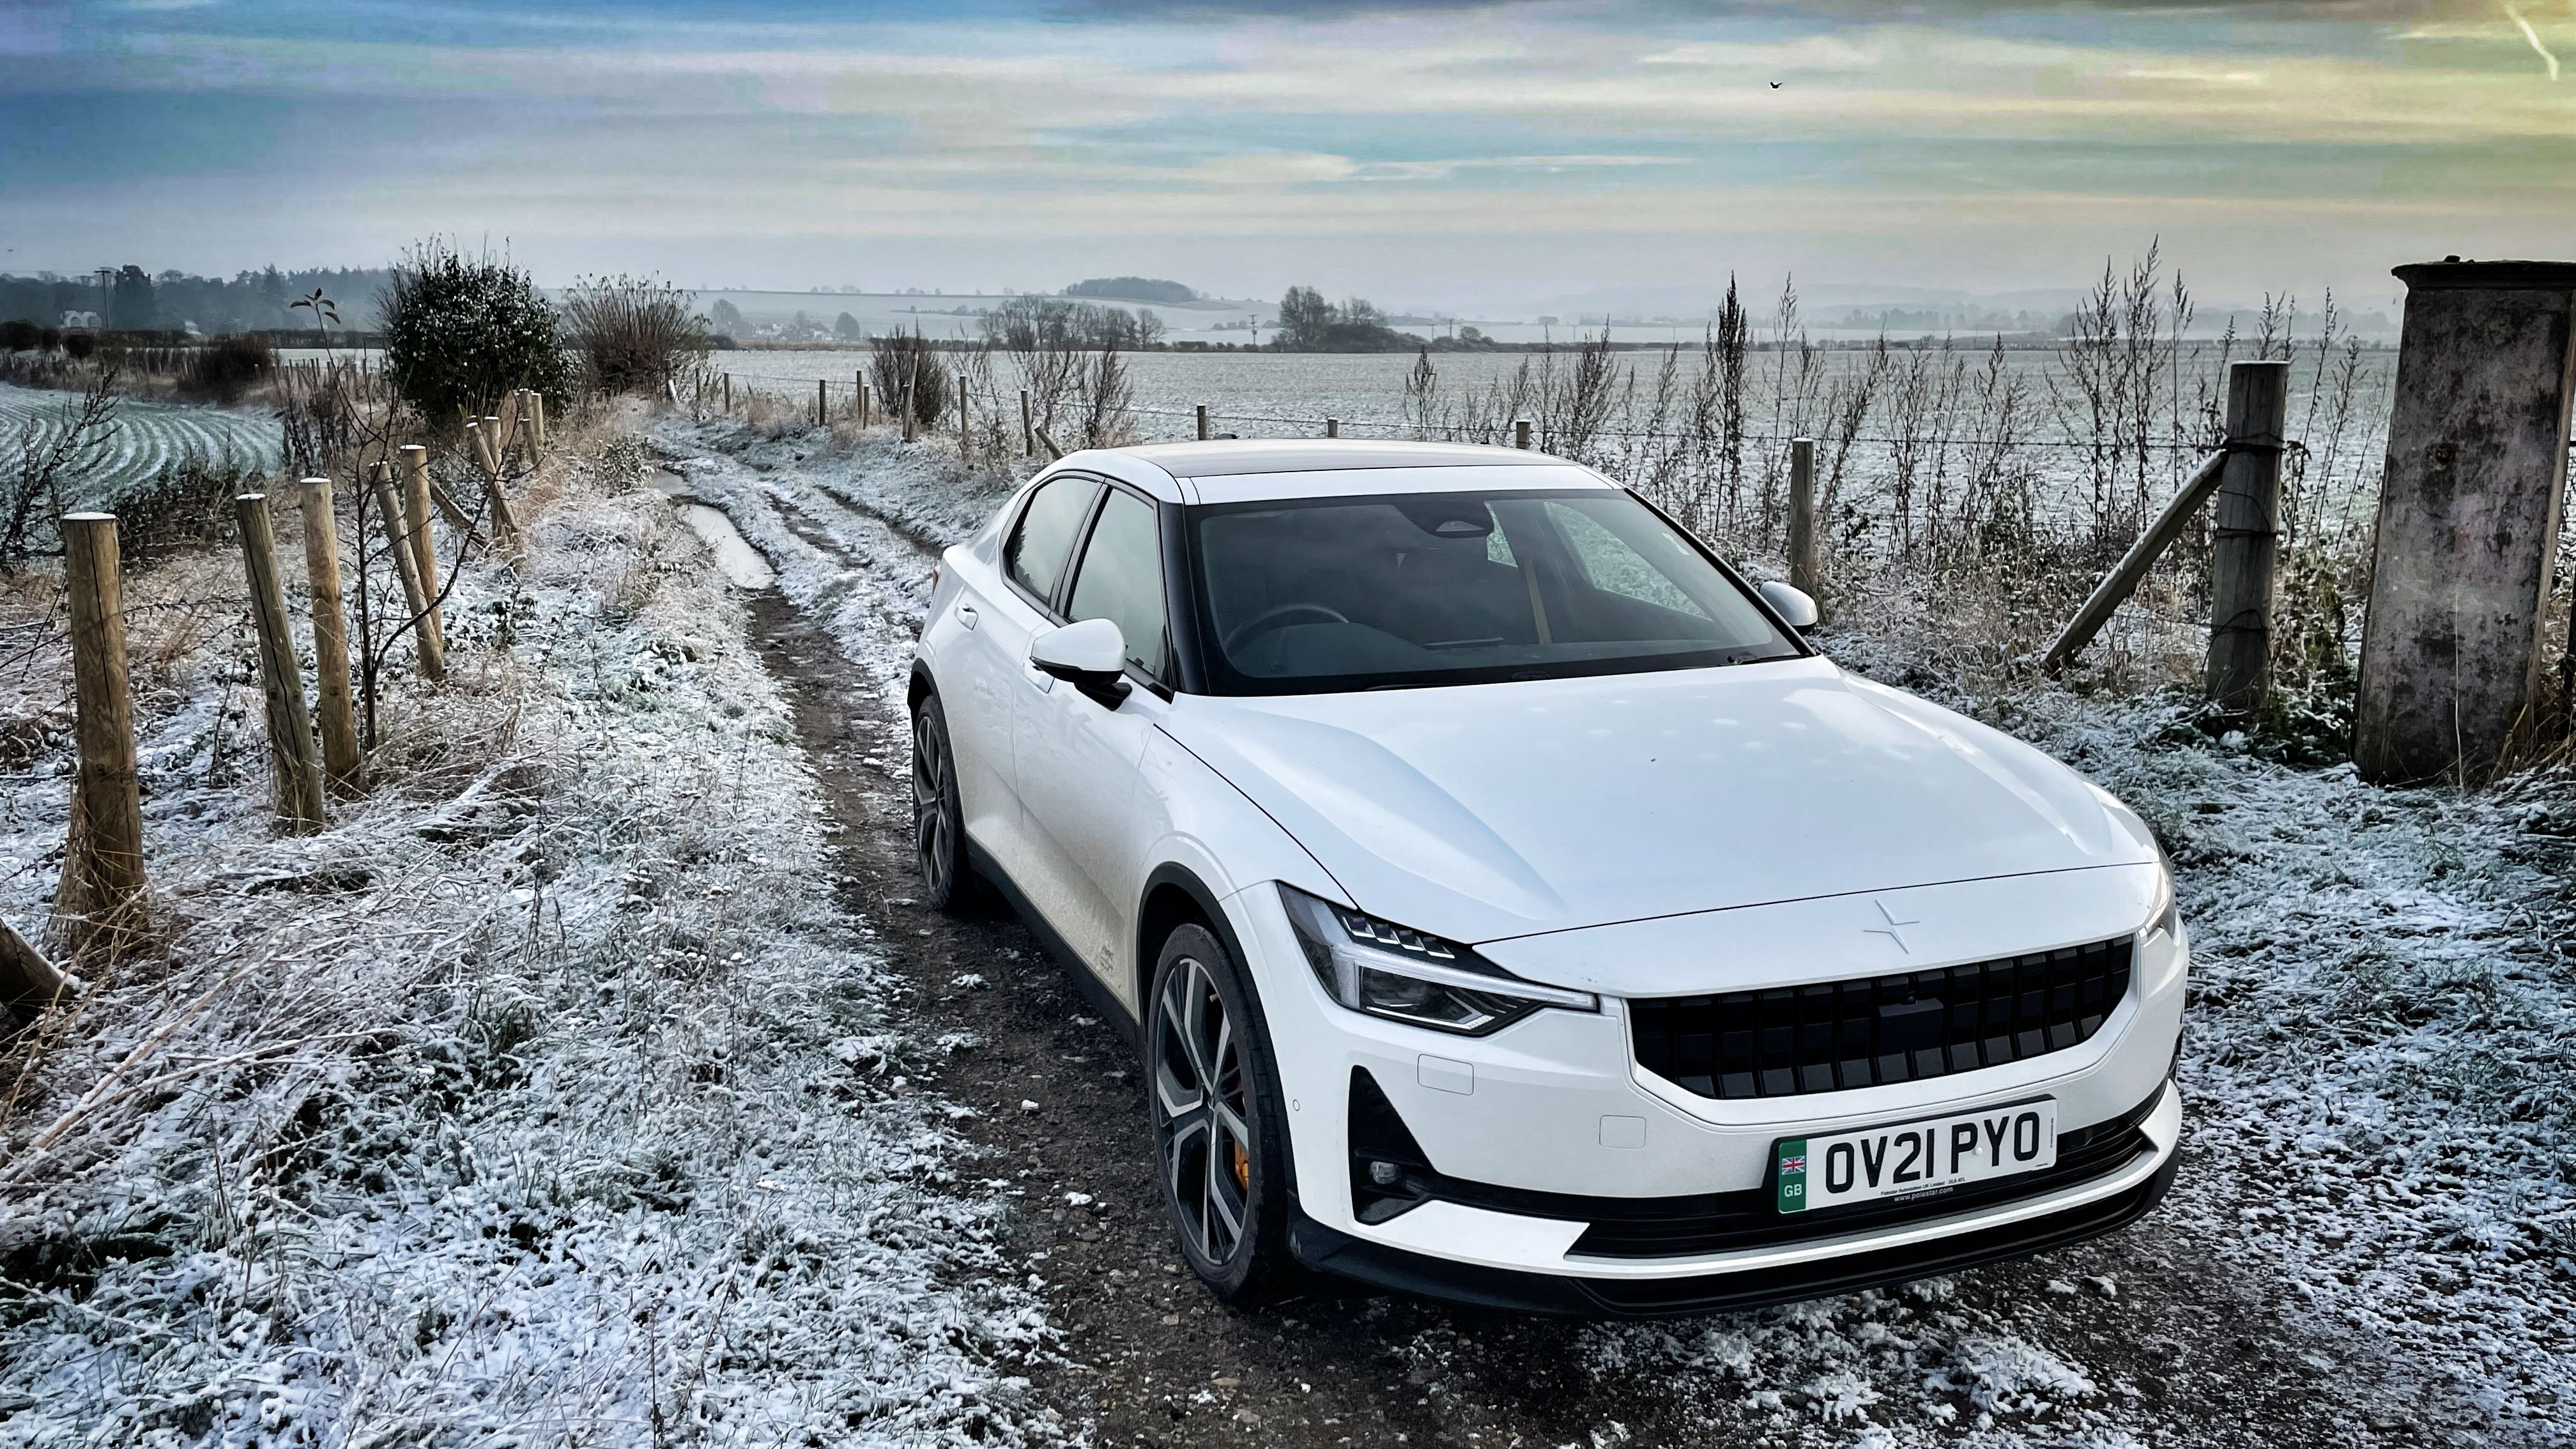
[[712, 478, 2508, 1449]]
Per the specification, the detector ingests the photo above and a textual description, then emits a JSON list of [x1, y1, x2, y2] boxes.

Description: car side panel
[[1013, 683, 1160, 988], [930, 545, 1040, 877]]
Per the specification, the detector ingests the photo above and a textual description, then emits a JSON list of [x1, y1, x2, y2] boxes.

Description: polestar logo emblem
[[1862, 900, 1921, 954]]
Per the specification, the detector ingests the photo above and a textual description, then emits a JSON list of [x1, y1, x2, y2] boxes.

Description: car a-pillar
[[2353, 259, 2576, 785]]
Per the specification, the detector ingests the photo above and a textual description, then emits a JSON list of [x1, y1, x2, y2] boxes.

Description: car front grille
[[1629, 937, 2135, 1100]]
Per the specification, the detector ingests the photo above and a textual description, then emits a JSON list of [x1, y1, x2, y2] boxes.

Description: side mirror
[[1030, 618, 1131, 705], [1759, 580, 1820, 632]]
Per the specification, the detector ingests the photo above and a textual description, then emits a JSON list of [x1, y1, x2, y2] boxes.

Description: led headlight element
[[1277, 884, 1598, 1036]]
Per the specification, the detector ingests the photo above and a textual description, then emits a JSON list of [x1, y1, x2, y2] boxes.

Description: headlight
[[2140, 858, 2179, 944], [1276, 884, 1597, 1036]]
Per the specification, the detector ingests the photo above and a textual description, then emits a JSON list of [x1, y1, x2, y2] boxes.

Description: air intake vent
[[1629, 939, 2134, 1100]]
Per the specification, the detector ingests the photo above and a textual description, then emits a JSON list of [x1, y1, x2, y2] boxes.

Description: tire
[[909, 693, 982, 915], [1147, 923, 1300, 1304]]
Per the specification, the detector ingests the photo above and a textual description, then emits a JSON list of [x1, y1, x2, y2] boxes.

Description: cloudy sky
[[1, 0, 2568, 312]]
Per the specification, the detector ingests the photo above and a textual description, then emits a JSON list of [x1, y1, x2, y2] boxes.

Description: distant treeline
[[0, 266, 394, 334]]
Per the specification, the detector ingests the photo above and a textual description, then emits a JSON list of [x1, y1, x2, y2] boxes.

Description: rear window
[[1188, 487, 1798, 694]]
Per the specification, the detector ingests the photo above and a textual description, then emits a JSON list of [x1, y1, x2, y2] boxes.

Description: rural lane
[[664, 453, 2508, 1449]]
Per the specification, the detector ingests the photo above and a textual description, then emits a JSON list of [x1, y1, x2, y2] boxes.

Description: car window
[[1066, 488, 1169, 677], [1545, 501, 1710, 618], [1190, 488, 1797, 694], [1004, 475, 1099, 606]]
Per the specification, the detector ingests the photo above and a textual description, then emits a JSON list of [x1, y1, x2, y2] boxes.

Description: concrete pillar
[[2354, 260, 2576, 785]]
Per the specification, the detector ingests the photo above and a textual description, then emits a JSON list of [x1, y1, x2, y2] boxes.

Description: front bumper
[[1289, 1128, 2182, 1318], [1221, 868, 2189, 1309]]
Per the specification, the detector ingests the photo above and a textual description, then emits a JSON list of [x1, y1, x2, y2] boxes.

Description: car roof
[[1043, 440, 1614, 507], [1119, 439, 1562, 479]]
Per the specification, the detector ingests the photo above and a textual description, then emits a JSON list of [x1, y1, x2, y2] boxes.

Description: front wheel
[[1149, 924, 1298, 1303], [910, 694, 981, 915]]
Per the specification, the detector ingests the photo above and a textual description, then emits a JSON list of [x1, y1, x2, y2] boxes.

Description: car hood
[[1162, 657, 2158, 946]]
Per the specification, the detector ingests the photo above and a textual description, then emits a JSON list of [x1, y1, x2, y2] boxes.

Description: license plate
[[1774, 1099, 2057, 1214]]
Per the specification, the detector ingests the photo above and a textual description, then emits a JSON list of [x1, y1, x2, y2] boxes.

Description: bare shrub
[[562, 275, 709, 398], [174, 336, 272, 404], [3, 366, 121, 573], [870, 328, 948, 429]]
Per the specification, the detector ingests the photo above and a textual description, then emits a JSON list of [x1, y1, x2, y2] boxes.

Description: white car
[[910, 440, 2185, 1316]]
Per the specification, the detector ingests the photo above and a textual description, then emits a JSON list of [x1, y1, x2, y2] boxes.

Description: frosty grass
[[1, 425, 1059, 1446], [3, 401, 2567, 1448]]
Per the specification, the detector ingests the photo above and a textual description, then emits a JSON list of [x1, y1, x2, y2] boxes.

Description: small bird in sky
[[1769, 80, 1782, 88]]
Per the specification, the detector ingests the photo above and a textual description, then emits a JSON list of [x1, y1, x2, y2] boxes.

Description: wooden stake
[[818, 378, 829, 427], [958, 372, 970, 463], [1033, 424, 1064, 462], [0, 919, 68, 1016], [724, 373, 733, 412], [1786, 437, 1820, 599], [234, 493, 326, 833], [901, 374, 917, 443], [56, 513, 145, 954], [399, 447, 447, 659], [859, 378, 872, 429], [2043, 448, 2231, 673], [1325, 417, 1340, 438], [528, 390, 548, 453], [1514, 419, 1531, 450], [2205, 360, 2292, 720], [369, 463, 448, 680], [1195, 403, 1209, 441], [295, 477, 363, 795]]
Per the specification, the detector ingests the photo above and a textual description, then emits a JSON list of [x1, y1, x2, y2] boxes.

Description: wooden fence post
[[2041, 448, 2231, 673], [1787, 437, 1820, 599], [0, 919, 68, 1016], [817, 378, 828, 427], [958, 372, 970, 463], [464, 431, 523, 555], [528, 390, 548, 455], [234, 493, 326, 833], [901, 375, 917, 443], [723, 373, 732, 413], [1514, 419, 1531, 450], [1195, 404, 1209, 441], [1021, 390, 1034, 456], [399, 448, 447, 658], [370, 463, 448, 680], [56, 513, 145, 956], [1325, 418, 1340, 438], [295, 477, 363, 796], [2204, 360, 2292, 721], [856, 372, 868, 426]]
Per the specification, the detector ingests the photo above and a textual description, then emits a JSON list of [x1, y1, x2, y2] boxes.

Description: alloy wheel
[[911, 710, 954, 900], [1153, 954, 1255, 1266]]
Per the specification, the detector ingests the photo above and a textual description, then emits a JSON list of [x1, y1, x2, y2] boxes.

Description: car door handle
[[954, 604, 978, 630]]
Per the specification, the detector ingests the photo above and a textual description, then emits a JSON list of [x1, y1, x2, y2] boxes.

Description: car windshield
[[1189, 487, 1801, 694]]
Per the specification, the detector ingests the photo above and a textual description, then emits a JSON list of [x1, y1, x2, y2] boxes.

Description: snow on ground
[[0, 419, 1061, 1446], [0, 381, 280, 506], [467, 414, 2576, 1443]]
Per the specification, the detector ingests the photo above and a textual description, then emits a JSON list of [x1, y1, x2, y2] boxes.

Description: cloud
[[1346, 153, 1689, 180]]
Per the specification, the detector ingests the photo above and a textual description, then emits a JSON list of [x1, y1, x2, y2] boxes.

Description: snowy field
[[0, 381, 280, 507]]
